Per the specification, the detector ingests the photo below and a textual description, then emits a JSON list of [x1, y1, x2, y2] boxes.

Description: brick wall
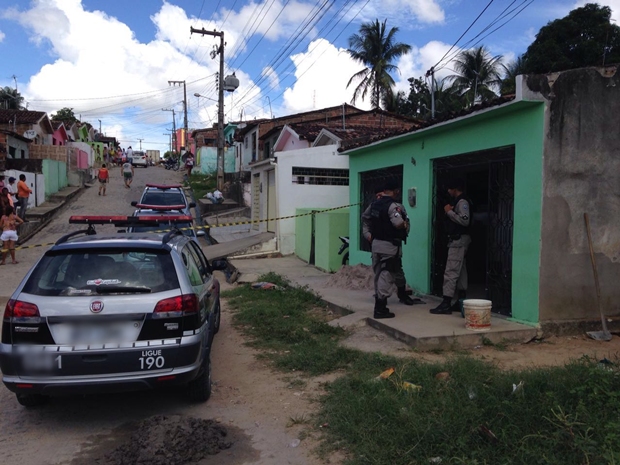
[[29, 144, 69, 162]]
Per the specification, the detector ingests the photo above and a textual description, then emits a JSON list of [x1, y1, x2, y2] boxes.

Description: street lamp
[[194, 92, 218, 102]]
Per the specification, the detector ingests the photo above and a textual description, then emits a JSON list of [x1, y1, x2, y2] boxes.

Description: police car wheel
[[186, 351, 212, 402], [16, 393, 49, 408]]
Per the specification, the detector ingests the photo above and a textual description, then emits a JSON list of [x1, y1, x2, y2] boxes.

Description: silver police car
[[0, 216, 225, 407]]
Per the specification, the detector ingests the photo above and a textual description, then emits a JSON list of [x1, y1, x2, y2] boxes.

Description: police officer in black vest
[[430, 178, 472, 315], [362, 179, 417, 319]]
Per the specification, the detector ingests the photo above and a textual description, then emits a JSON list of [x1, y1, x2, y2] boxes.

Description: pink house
[[52, 121, 69, 146]]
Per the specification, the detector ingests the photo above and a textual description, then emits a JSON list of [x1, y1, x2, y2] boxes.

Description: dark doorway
[[359, 165, 403, 252], [431, 147, 515, 316]]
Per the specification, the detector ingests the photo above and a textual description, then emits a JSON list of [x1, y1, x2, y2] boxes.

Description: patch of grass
[[223, 273, 620, 464], [223, 273, 360, 376], [318, 355, 620, 465], [186, 173, 217, 201]]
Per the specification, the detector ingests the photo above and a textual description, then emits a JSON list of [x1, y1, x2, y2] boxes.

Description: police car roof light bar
[[134, 204, 186, 211], [145, 183, 182, 189], [69, 215, 192, 225]]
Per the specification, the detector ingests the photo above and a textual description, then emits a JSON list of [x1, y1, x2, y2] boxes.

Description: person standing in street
[[430, 178, 472, 315], [185, 152, 195, 179], [0, 206, 24, 265], [126, 146, 133, 165], [98, 164, 110, 196], [16, 174, 32, 221], [362, 179, 417, 319], [121, 161, 134, 188]]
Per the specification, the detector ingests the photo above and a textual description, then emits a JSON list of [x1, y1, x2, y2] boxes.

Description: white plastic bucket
[[463, 299, 492, 332]]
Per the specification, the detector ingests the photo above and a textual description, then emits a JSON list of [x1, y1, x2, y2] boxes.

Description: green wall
[[42, 159, 68, 197], [295, 208, 314, 263], [347, 101, 545, 324], [315, 209, 349, 272]]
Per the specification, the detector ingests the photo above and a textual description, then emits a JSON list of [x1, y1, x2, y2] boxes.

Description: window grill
[[291, 167, 349, 186]]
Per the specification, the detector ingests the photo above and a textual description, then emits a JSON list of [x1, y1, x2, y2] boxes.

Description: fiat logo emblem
[[90, 301, 104, 313]]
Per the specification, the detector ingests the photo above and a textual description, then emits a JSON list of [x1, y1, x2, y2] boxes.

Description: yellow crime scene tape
[[1, 202, 360, 254]]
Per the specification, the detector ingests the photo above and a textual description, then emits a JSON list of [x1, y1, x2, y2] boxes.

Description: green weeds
[[223, 274, 620, 465], [186, 173, 217, 201]]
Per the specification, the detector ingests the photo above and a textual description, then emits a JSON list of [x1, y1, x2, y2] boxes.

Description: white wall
[[279, 132, 309, 152], [275, 146, 349, 255]]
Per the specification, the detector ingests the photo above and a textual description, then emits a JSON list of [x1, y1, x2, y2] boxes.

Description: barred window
[[292, 167, 349, 186]]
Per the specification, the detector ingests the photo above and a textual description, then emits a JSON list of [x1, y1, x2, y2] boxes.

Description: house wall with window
[[262, 145, 349, 255]]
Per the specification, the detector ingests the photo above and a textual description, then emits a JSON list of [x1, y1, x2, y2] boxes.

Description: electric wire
[[432, 0, 495, 71]]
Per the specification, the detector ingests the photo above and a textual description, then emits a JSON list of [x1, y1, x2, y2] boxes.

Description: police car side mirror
[[188, 202, 196, 208], [130, 201, 138, 207]]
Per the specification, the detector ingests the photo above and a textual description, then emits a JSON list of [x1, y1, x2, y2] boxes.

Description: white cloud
[[0, 30, 5, 42], [261, 66, 280, 90], [349, 0, 444, 26], [280, 38, 373, 114]]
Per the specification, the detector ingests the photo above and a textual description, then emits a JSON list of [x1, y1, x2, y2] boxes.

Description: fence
[[223, 171, 251, 206]]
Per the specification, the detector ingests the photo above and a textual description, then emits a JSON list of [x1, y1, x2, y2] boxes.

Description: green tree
[[522, 3, 620, 74], [346, 19, 412, 109], [500, 55, 527, 95], [382, 89, 407, 114], [51, 107, 79, 124], [0, 87, 25, 110], [446, 46, 503, 106], [402, 76, 462, 119]]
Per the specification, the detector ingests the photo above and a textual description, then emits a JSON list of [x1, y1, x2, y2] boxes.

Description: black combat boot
[[449, 290, 466, 314], [430, 296, 453, 315], [374, 297, 395, 319], [397, 286, 415, 305]]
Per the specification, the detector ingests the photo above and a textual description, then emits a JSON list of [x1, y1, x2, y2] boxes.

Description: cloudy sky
[[0, 0, 618, 152]]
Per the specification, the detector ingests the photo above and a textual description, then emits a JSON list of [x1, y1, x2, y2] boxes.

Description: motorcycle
[[337, 236, 349, 265], [164, 158, 180, 171]]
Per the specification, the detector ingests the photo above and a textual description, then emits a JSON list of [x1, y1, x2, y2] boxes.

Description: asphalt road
[[0, 166, 321, 465]]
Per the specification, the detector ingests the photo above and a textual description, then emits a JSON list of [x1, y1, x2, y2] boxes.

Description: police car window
[[187, 242, 211, 279], [181, 247, 202, 286], [22, 249, 179, 296]]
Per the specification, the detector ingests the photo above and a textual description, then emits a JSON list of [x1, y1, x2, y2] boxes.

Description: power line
[[432, 0, 495, 71]]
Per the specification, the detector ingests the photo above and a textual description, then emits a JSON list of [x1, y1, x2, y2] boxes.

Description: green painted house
[[344, 67, 620, 330]]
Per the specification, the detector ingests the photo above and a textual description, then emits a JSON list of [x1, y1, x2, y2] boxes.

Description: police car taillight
[[5, 299, 40, 318], [153, 294, 199, 316]]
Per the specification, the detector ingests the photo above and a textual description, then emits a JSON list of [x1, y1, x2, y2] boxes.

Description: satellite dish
[[23, 130, 37, 139]]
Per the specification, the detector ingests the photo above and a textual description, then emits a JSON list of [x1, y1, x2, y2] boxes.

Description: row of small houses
[[190, 66, 619, 332], [0, 110, 116, 206], [1, 66, 616, 331]]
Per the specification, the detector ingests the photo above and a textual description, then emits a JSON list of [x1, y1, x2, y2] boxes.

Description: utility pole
[[163, 133, 172, 153], [162, 108, 176, 152], [137, 138, 144, 150], [98, 119, 102, 134], [190, 26, 225, 190], [425, 67, 435, 119], [168, 80, 188, 152]]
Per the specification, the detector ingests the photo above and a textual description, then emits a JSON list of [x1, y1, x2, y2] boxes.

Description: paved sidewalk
[[230, 255, 539, 350]]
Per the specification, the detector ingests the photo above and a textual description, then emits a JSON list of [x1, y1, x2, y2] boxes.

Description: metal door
[[431, 147, 515, 316], [252, 174, 260, 230]]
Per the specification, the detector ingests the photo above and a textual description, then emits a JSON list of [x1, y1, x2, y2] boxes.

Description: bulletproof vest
[[370, 196, 408, 242], [444, 194, 471, 236]]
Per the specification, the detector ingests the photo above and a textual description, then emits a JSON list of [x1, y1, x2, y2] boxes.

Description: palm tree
[[500, 55, 527, 95], [0, 87, 25, 110], [446, 46, 503, 107], [347, 19, 411, 109]]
